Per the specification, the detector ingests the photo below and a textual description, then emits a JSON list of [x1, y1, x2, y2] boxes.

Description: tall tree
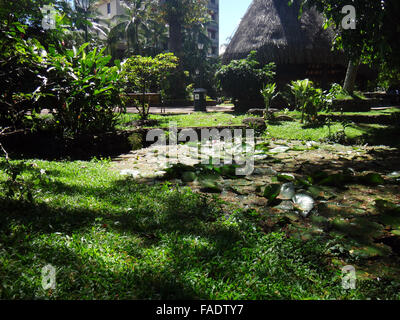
[[295, 0, 400, 92], [156, 0, 209, 99], [108, 0, 152, 56], [158, 0, 209, 57]]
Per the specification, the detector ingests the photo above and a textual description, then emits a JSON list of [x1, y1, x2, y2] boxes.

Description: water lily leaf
[[375, 199, 400, 228], [263, 184, 281, 204], [307, 186, 336, 200], [278, 183, 295, 200], [388, 171, 400, 178], [359, 173, 385, 186], [199, 179, 222, 193], [277, 173, 295, 182], [296, 176, 313, 187], [318, 173, 353, 187], [390, 229, 400, 236], [218, 164, 240, 178], [268, 146, 290, 154], [275, 200, 295, 211], [350, 244, 392, 259], [292, 194, 315, 217], [182, 171, 197, 183]]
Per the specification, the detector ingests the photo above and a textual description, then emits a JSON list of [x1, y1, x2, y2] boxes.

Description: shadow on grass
[[355, 124, 400, 148]]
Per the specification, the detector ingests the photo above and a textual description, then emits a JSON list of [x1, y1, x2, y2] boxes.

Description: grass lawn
[[1, 159, 400, 300], [2, 109, 399, 299], [117, 111, 398, 147]]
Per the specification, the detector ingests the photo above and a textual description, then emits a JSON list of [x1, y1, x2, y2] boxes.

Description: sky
[[219, 0, 253, 54]]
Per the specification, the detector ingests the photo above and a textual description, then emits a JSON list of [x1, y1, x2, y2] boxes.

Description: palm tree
[[107, 0, 152, 56]]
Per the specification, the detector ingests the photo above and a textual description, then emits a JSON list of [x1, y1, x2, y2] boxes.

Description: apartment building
[[92, 0, 219, 57]]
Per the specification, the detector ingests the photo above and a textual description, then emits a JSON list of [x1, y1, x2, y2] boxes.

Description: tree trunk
[[167, 19, 186, 100], [343, 60, 359, 94], [168, 20, 183, 57]]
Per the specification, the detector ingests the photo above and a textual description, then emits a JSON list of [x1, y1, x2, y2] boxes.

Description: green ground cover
[[1, 159, 400, 299]]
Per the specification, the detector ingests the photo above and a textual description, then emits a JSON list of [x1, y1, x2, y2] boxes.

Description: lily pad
[[268, 146, 290, 154], [199, 179, 223, 193], [181, 171, 197, 183], [318, 173, 353, 187], [359, 173, 385, 186], [390, 229, 400, 236], [350, 244, 392, 259], [375, 199, 400, 228], [277, 173, 295, 182], [307, 186, 336, 200], [278, 183, 296, 200], [263, 184, 281, 205], [292, 194, 315, 217]]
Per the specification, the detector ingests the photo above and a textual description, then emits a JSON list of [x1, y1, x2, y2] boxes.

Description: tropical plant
[[107, 0, 153, 56], [260, 83, 279, 120], [120, 53, 179, 120], [42, 43, 125, 138], [0, 21, 47, 129], [216, 51, 276, 110], [288, 79, 325, 124], [294, 0, 400, 93]]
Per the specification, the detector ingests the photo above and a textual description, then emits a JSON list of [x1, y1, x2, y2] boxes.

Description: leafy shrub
[[120, 53, 179, 120], [260, 83, 278, 119], [216, 51, 275, 107], [43, 43, 125, 138], [0, 21, 47, 129], [288, 79, 327, 124]]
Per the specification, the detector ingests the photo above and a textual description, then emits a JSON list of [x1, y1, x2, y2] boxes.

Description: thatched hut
[[222, 0, 373, 90]]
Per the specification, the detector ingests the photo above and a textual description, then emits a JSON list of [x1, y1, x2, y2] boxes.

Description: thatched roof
[[222, 0, 345, 66]]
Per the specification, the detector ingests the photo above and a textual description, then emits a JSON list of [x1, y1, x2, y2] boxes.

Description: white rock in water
[[120, 169, 140, 178], [279, 183, 296, 200], [292, 194, 315, 217]]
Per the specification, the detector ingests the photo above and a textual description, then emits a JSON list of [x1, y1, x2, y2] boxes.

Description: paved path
[[40, 104, 235, 116], [125, 104, 235, 114]]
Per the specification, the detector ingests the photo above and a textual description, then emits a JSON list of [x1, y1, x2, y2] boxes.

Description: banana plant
[[260, 82, 279, 120], [288, 79, 313, 123]]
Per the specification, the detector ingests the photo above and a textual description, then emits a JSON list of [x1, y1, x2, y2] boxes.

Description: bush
[[43, 43, 125, 138], [0, 21, 47, 129], [288, 79, 327, 124], [216, 51, 275, 109], [120, 53, 179, 120], [260, 83, 278, 119]]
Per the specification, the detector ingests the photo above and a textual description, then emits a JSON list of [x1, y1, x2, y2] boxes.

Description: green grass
[[117, 112, 248, 129], [266, 121, 370, 141], [116, 111, 398, 145], [1, 159, 399, 299]]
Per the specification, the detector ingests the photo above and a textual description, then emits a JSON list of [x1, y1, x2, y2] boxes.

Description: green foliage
[[2, 159, 400, 299], [107, 0, 157, 56], [296, 0, 400, 71], [260, 83, 279, 119], [41, 43, 124, 138], [216, 51, 276, 105], [0, 21, 47, 128], [120, 53, 178, 119], [288, 79, 327, 124], [158, 0, 209, 27]]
